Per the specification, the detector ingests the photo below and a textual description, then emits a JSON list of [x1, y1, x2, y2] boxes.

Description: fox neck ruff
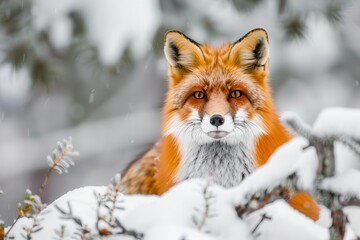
[[175, 140, 255, 188]]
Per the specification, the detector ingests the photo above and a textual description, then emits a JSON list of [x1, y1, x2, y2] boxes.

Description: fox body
[[122, 29, 319, 220]]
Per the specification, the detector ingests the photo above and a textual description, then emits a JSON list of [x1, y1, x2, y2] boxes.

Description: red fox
[[121, 29, 319, 221]]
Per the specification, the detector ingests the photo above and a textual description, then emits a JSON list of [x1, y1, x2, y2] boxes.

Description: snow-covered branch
[[232, 108, 360, 239]]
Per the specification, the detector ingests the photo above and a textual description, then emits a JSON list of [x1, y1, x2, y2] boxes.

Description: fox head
[[163, 29, 275, 147]]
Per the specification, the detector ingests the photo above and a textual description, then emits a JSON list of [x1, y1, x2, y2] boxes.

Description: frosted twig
[[94, 174, 125, 236], [337, 136, 360, 156], [56, 185, 141, 240], [192, 179, 216, 231], [39, 137, 79, 196], [55, 202, 90, 240], [54, 225, 69, 240], [5, 189, 46, 239], [6, 138, 78, 239], [106, 173, 125, 226], [22, 213, 43, 239], [18, 190, 47, 240], [284, 115, 316, 142]]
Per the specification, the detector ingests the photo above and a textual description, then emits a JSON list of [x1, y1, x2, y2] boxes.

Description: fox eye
[[193, 91, 205, 99], [230, 90, 242, 98]]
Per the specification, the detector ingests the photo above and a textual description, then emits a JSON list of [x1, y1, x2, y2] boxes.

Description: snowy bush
[[2, 107, 360, 240]]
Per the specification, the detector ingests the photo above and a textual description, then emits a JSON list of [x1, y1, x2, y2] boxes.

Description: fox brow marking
[[172, 75, 209, 107]]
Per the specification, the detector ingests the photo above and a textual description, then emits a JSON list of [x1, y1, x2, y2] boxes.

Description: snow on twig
[[192, 179, 216, 231], [54, 175, 143, 240], [55, 202, 91, 239], [39, 137, 79, 196]]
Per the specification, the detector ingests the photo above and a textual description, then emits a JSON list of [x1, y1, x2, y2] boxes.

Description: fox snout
[[209, 114, 224, 127], [199, 93, 235, 138], [201, 112, 234, 139]]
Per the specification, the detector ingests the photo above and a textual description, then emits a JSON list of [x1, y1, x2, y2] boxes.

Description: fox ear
[[164, 31, 205, 70], [228, 28, 269, 71]]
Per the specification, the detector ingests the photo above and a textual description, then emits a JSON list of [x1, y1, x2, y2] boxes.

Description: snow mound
[[7, 107, 360, 239], [9, 179, 329, 240]]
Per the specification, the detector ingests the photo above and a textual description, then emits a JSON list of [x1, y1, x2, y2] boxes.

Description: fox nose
[[210, 114, 224, 127]]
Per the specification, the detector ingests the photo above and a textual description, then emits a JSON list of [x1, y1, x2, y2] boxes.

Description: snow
[[48, 15, 73, 50], [8, 180, 329, 240], [320, 169, 360, 198], [334, 142, 360, 175], [32, 0, 161, 65], [295, 147, 319, 191], [124, 179, 250, 240], [344, 207, 360, 238], [8, 186, 107, 238], [145, 225, 216, 240], [316, 206, 332, 228], [246, 200, 329, 240], [231, 137, 314, 205], [8, 186, 158, 239], [313, 108, 360, 139], [6, 107, 360, 239]]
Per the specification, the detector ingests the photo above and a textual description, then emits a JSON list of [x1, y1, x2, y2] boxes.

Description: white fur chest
[[175, 140, 256, 188]]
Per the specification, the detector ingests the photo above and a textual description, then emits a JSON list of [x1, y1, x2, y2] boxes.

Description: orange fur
[[155, 135, 181, 194], [121, 29, 319, 221], [288, 192, 320, 221]]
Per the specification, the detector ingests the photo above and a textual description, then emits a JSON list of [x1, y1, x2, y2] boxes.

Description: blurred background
[[0, 0, 359, 223]]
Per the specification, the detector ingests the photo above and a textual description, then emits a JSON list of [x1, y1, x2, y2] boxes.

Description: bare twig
[[38, 167, 57, 197], [114, 218, 143, 240], [339, 196, 360, 207], [236, 186, 290, 217], [4, 216, 20, 239], [251, 213, 272, 235], [54, 225, 68, 240]]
